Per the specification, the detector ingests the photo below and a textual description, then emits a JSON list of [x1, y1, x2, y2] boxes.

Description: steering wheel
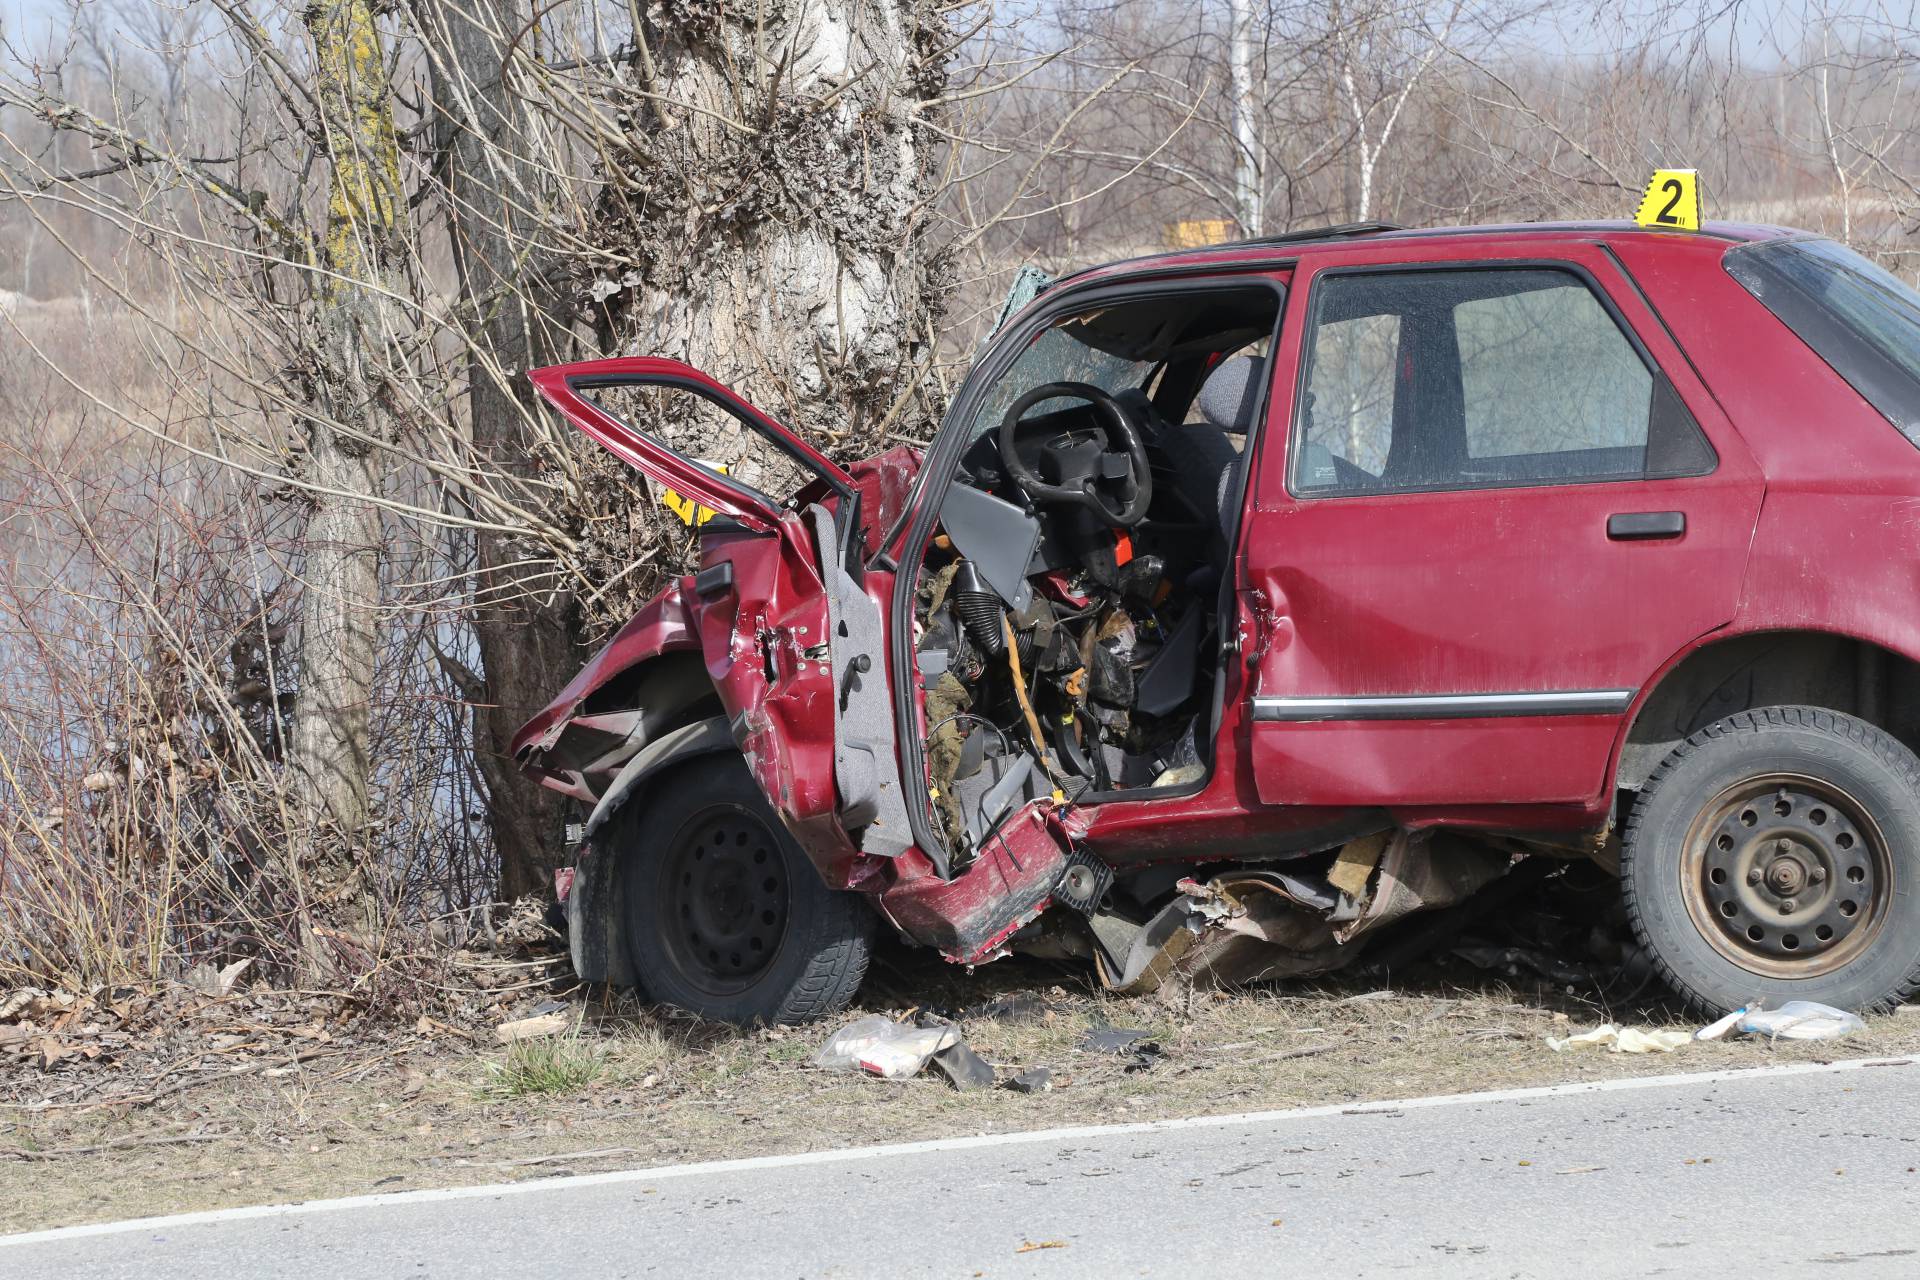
[[995, 381, 1154, 527]]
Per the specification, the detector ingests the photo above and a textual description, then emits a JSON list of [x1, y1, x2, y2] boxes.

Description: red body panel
[[1612, 236, 1920, 661], [876, 804, 1084, 962], [689, 522, 855, 875]]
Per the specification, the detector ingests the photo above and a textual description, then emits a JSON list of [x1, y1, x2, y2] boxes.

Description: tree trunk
[[586, 0, 950, 548], [1228, 0, 1262, 236], [426, 0, 581, 901], [292, 0, 405, 949]]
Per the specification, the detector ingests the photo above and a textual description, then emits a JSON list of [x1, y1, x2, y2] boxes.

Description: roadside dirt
[[7, 949, 1919, 1235]]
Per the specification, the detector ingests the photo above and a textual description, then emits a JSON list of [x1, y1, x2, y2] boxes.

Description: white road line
[[4, 1053, 1910, 1248]]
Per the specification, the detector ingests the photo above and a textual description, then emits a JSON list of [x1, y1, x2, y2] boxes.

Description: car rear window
[[1726, 237, 1920, 446]]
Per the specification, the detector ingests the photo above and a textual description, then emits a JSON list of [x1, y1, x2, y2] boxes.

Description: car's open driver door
[[529, 356, 917, 873]]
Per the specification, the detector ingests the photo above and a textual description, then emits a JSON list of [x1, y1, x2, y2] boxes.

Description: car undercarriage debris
[[1086, 831, 1515, 995]]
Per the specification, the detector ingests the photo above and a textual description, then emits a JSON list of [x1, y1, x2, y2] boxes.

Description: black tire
[[1624, 705, 1920, 1015], [607, 753, 872, 1025]]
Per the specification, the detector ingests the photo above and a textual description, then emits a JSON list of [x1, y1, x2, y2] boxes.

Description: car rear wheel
[[1623, 705, 1920, 1015], [609, 754, 873, 1025]]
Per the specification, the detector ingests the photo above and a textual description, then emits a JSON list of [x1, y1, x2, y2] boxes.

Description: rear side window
[[1456, 285, 1650, 460], [1726, 238, 1920, 446], [1294, 267, 1713, 495]]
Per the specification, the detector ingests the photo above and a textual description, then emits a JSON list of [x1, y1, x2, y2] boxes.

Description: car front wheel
[[1624, 705, 1920, 1015], [608, 753, 873, 1025]]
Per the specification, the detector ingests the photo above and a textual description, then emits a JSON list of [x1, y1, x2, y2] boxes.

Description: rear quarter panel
[[1615, 235, 1920, 664]]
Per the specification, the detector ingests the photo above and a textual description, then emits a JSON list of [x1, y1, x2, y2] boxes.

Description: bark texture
[[577, 0, 952, 629], [1228, 0, 1262, 235], [427, 0, 582, 900], [292, 0, 404, 934]]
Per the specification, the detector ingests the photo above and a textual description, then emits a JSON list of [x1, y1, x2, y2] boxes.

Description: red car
[[515, 220, 1920, 1024]]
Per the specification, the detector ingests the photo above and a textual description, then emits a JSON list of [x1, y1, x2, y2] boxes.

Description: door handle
[[1607, 511, 1686, 541]]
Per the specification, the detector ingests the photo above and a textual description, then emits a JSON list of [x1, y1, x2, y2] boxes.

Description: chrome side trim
[[1250, 690, 1635, 722]]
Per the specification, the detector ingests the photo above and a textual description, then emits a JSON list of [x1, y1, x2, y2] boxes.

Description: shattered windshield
[[966, 317, 1158, 447]]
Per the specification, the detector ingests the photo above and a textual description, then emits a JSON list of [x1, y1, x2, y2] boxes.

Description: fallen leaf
[[495, 1013, 568, 1044], [216, 958, 254, 995]]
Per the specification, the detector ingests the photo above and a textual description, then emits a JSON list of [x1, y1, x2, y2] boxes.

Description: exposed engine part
[[978, 755, 1036, 828], [1052, 851, 1115, 914], [916, 367, 1239, 863], [919, 504, 1215, 827], [951, 559, 1007, 657], [1002, 612, 1066, 786], [940, 483, 1039, 608]]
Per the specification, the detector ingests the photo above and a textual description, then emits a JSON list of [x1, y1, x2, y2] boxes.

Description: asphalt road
[[7, 1058, 1920, 1279]]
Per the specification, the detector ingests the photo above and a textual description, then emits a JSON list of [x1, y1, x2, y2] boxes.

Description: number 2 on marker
[[1636, 169, 1700, 231]]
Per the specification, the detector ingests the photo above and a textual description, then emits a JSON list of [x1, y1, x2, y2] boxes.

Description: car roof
[[1055, 219, 1806, 289]]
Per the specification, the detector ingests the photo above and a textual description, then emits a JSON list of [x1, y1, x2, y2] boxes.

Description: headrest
[[1196, 355, 1267, 434]]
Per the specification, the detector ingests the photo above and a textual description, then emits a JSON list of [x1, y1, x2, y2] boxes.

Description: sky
[[3, 0, 1918, 75]]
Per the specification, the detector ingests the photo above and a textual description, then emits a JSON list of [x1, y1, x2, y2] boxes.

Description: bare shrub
[[0, 306, 491, 992]]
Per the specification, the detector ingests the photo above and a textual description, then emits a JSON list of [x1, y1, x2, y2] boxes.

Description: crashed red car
[[515, 219, 1920, 1024]]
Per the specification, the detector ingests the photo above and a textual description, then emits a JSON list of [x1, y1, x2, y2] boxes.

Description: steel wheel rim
[[655, 803, 791, 996], [1679, 771, 1893, 979]]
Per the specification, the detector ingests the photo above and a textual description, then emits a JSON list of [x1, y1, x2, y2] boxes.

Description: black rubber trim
[[693, 561, 736, 598], [1050, 222, 1748, 290]]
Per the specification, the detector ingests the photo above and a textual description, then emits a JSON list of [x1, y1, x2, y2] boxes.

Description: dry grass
[[6, 955, 1919, 1234], [479, 1023, 610, 1099]]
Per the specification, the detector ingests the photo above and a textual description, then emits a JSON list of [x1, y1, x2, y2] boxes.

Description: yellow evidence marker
[[1635, 169, 1700, 231], [659, 461, 729, 526]]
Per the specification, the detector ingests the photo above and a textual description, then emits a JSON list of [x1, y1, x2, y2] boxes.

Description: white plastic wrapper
[[1735, 1001, 1866, 1041], [813, 1016, 960, 1079], [1693, 1004, 1752, 1041], [1545, 1023, 1691, 1054]]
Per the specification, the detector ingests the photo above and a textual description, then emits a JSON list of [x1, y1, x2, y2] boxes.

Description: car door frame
[[530, 354, 915, 876], [528, 356, 857, 534], [881, 268, 1293, 873]]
